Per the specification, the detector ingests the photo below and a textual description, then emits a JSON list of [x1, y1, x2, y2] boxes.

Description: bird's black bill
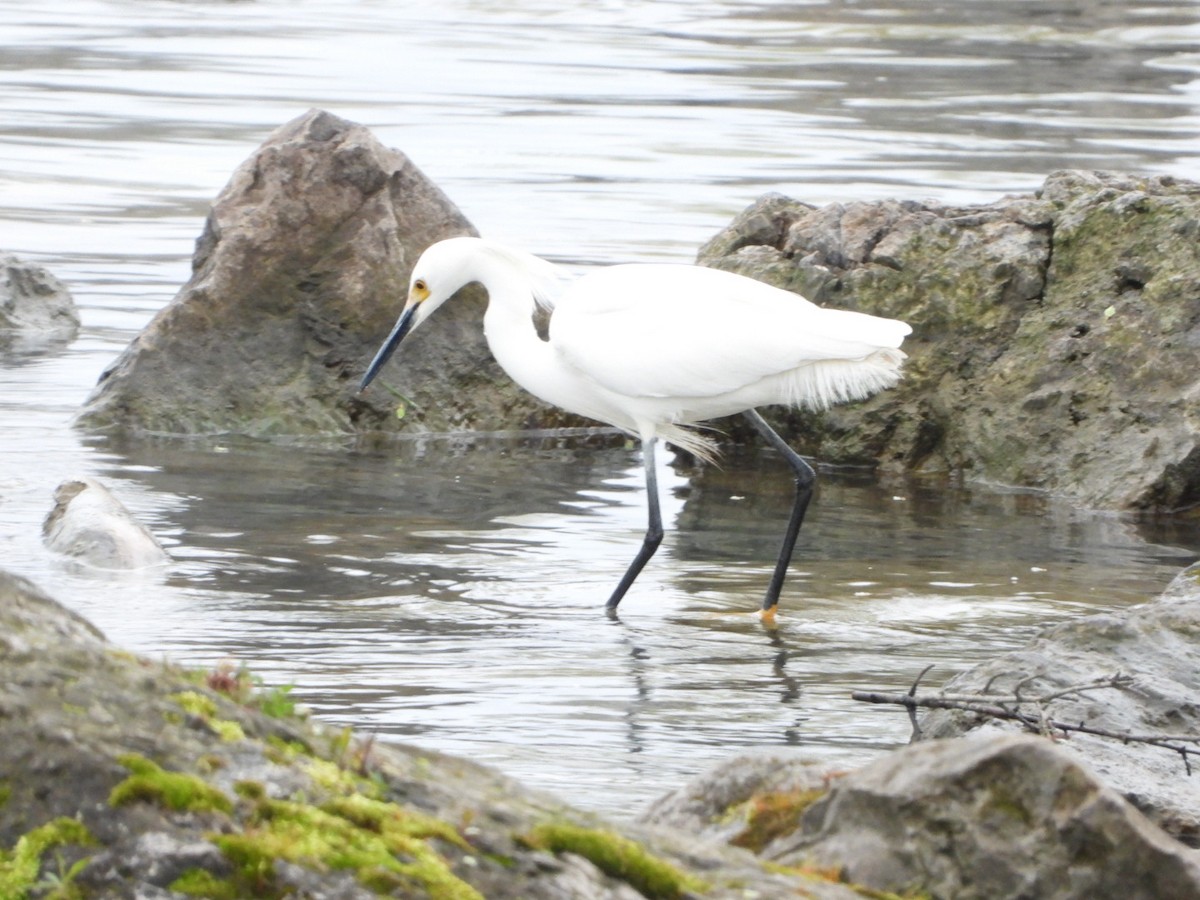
[[358, 305, 417, 393]]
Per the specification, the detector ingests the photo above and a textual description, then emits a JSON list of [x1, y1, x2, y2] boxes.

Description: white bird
[[360, 237, 911, 622]]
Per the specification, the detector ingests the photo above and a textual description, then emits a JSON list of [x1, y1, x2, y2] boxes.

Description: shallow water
[[2, 0, 1199, 817]]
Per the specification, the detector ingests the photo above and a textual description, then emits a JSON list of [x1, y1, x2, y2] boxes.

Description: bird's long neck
[[468, 249, 565, 409]]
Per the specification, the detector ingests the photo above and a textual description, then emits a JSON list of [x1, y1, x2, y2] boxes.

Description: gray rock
[[77, 109, 572, 438], [83, 832, 230, 890], [772, 733, 1200, 900], [0, 252, 79, 351], [920, 560, 1200, 846], [644, 728, 1200, 899], [699, 171, 1200, 511], [640, 750, 837, 845], [43, 477, 170, 569]]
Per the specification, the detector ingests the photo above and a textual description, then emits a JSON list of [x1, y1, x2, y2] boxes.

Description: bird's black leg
[[606, 436, 663, 613], [743, 409, 815, 623]]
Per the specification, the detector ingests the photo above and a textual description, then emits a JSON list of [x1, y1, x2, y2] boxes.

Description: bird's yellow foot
[[760, 604, 779, 629]]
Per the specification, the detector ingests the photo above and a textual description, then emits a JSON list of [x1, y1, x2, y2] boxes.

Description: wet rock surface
[[699, 171, 1200, 511], [6, 559, 1200, 898]]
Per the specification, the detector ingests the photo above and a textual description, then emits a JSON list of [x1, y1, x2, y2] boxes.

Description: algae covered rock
[[77, 109, 560, 438], [0, 569, 860, 899], [700, 171, 1200, 511]]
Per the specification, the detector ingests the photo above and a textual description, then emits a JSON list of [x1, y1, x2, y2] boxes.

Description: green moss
[[197, 754, 228, 774], [187, 663, 300, 721], [0, 818, 93, 899], [234, 781, 267, 801], [983, 786, 1034, 827], [169, 690, 246, 742], [213, 794, 481, 900], [169, 867, 240, 899], [172, 690, 219, 719], [729, 788, 827, 853], [331, 727, 354, 763], [256, 684, 298, 720], [109, 754, 233, 815], [322, 793, 470, 851], [305, 757, 376, 798], [525, 822, 706, 900], [210, 719, 246, 743], [0, 782, 10, 807], [264, 736, 310, 764]]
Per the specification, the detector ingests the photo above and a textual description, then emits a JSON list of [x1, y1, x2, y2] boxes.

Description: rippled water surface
[[2, 0, 1199, 817]]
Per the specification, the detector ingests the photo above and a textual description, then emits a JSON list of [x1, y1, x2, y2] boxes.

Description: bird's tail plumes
[[657, 423, 722, 465], [785, 347, 907, 411]]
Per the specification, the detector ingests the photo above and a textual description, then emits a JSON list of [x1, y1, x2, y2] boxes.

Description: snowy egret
[[360, 237, 911, 621]]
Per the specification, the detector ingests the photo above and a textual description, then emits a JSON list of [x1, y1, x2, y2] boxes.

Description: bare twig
[[906, 664, 935, 742], [851, 670, 1198, 775]]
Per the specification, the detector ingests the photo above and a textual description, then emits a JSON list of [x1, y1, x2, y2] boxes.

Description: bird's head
[[357, 238, 480, 394]]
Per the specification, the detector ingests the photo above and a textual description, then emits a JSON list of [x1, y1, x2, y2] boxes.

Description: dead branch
[[851, 671, 1197, 775]]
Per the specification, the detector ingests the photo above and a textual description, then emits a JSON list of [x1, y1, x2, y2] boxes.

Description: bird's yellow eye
[[414, 279, 427, 292], [411, 278, 430, 302]]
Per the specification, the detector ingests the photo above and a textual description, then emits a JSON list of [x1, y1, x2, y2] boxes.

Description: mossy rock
[[698, 170, 1200, 511], [0, 569, 859, 899]]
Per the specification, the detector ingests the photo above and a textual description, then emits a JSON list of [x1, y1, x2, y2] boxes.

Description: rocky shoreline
[[4, 564, 1200, 898], [0, 568, 871, 899]]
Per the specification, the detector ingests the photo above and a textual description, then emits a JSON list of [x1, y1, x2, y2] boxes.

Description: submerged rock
[[42, 476, 170, 569], [0, 252, 79, 352], [0, 569, 862, 899], [77, 109, 565, 438], [700, 171, 1200, 512]]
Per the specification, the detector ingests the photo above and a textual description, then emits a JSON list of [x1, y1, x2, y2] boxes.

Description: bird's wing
[[551, 264, 910, 400]]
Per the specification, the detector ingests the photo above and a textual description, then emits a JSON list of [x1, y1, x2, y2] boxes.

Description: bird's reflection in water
[[611, 612, 808, 762], [768, 632, 806, 745]]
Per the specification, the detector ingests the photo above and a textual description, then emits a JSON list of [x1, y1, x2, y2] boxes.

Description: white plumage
[[360, 236, 911, 620]]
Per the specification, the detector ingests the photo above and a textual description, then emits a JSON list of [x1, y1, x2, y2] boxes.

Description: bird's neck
[[473, 254, 562, 406]]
